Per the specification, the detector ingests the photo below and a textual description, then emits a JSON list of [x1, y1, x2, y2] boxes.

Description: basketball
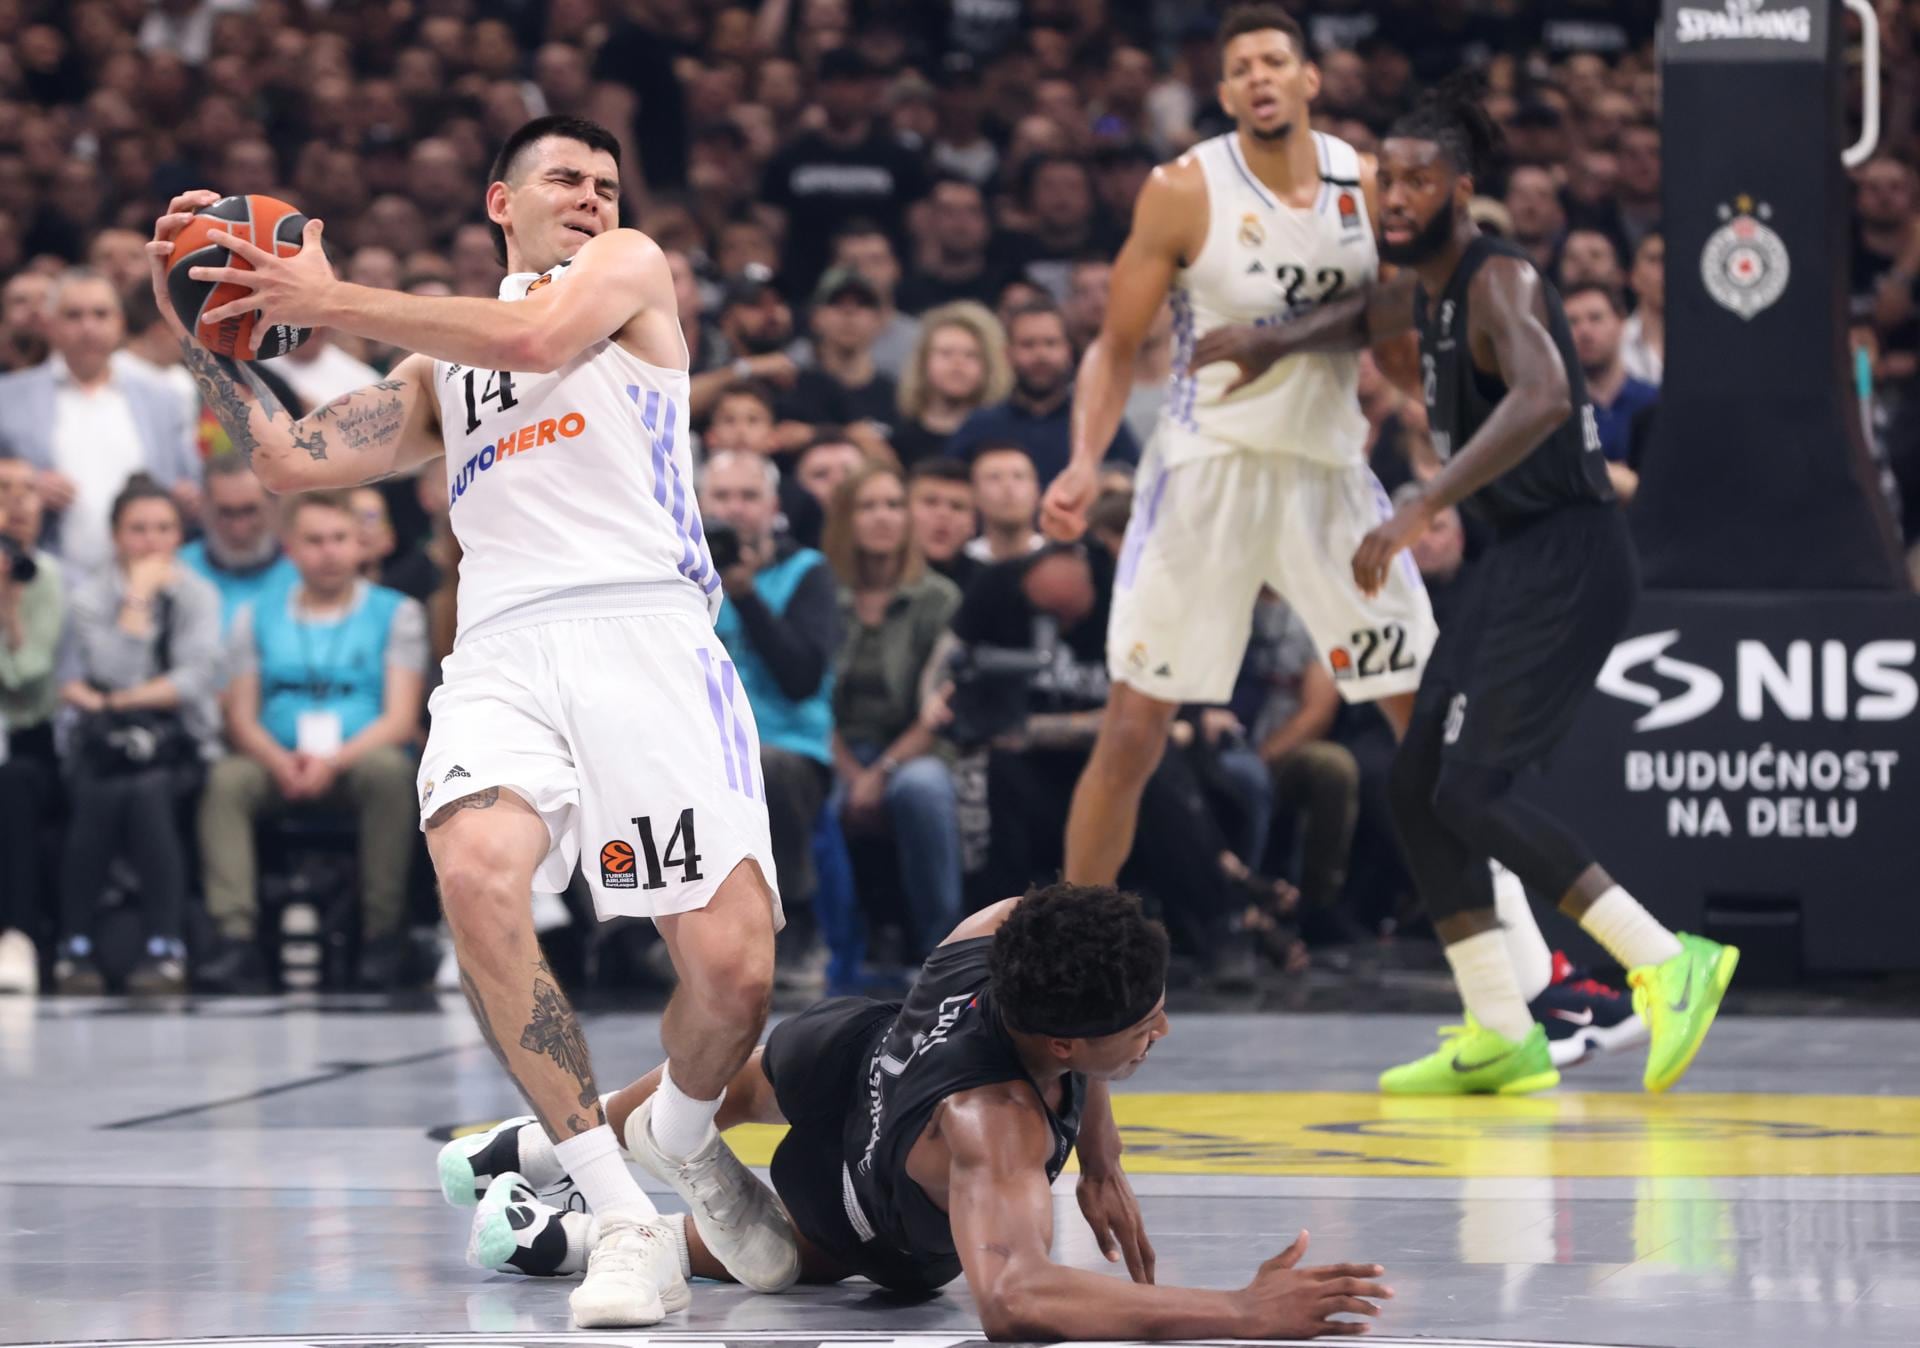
[[165, 194, 314, 360]]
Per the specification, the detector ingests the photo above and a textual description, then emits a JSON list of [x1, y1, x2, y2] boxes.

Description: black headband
[[1012, 982, 1165, 1041]]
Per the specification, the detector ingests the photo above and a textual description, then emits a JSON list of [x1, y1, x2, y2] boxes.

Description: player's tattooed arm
[[178, 341, 285, 466], [179, 344, 438, 490]]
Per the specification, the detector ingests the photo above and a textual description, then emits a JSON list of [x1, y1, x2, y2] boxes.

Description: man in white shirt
[[0, 270, 199, 578]]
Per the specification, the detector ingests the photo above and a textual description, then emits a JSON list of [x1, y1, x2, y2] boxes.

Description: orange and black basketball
[[166, 194, 314, 360], [599, 840, 636, 875]]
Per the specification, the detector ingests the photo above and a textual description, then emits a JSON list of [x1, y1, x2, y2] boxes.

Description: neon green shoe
[[1379, 1019, 1561, 1095], [1631, 931, 1739, 1093]]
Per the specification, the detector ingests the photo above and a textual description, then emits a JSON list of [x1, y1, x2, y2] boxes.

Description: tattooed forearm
[[519, 967, 599, 1112], [179, 342, 281, 464], [425, 785, 499, 830]]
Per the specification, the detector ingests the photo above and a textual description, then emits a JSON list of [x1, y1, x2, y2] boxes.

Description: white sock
[[649, 1066, 723, 1161], [1491, 862, 1554, 1002], [1579, 886, 1683, 970], [513, 1121, 568, 1190], [1444, 929, 1535, 1042], [554, 1126, 657, 1220], [575, 1210, 687, 1276]]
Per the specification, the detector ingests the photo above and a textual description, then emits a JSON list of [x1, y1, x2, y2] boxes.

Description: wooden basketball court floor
[[2, 996, 1915, 1348]]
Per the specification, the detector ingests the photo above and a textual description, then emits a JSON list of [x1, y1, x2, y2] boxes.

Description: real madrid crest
[[1238, 213, 1265, 249], [1701, 194, 1789, 320]]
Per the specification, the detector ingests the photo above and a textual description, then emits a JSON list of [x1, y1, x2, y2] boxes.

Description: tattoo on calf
[[520, 971, 599, 1111]]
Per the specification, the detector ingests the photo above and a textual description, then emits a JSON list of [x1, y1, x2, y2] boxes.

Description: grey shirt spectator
[[57, 564, 224, 758]]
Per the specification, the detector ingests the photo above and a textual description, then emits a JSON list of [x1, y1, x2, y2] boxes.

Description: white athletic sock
[[577, 1210, 688, 1276], [661, 1210, 692, 1276], [1578, 886, 1683, 970], [650, 1066, 723, 1161], [1491, 862, 1554, 1002], [514, 1120, 568, 1190], [1444, 929, 1535, 1043], [554, 1126, 657, 1220]]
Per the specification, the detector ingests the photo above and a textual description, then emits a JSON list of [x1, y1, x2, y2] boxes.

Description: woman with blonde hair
[[891, 301, 1012, 466], [822, 461, 964, 957]]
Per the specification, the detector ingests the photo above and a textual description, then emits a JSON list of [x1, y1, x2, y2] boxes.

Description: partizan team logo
[[1701, 194, 1790, 320]]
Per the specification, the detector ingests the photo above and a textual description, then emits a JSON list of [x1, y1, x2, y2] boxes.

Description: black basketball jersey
[[845, 937, 1086, 1261], [1415, 234, 1614, 530]]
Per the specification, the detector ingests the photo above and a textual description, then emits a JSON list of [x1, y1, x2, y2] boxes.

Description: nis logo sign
[[1597, 631, 1917, 731], [1675, 0, 1812, 43]]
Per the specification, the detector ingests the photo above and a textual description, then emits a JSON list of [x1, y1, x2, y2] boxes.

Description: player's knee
[[1097, 700, 1174, 776], [1431, 761, 1509, 841], [683, 937, 774, 1028], [436, 857, 532, 950]]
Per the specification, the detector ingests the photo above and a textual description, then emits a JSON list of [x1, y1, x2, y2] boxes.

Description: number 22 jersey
[[1162, 130, 1378, 469], [433, 258, 723, 646]]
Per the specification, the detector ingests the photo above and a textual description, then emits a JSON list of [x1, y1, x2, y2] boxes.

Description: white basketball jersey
[[434, 259, 721, 645], [1161, 131, 1377, 468]]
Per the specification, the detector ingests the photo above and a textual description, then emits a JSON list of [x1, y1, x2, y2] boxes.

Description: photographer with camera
[[52, 474, 222, 995], [698, 450, 842, 981], [0, 459, 64, 993], [944, 539, 1258, 986]]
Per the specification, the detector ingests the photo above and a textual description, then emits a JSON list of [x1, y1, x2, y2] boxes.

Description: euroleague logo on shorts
[[599, 838, 639, 890]]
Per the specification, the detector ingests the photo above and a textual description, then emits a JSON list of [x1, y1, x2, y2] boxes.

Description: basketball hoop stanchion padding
[[1632, 0, 1905, 589]]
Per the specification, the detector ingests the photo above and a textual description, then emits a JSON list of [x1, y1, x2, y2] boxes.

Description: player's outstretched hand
[[1191, 324, 1284, 395], [1041, 460, 1096, 541], [192, 218, 337, 354], [1237, 1231, 1392, 1339], [1076, 1167, 1156, 1284], [147, 189, 225, 345], [1352, 496, 1431, 597]]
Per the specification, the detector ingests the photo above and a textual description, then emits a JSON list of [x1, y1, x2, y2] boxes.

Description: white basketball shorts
[[417, 597, 782, 926], [1108, 443, 1436, 706]]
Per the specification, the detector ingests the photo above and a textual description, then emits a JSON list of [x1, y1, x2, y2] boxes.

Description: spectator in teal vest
[[700, 450, 840, 984], [196, 491, 427, 993], [177, 451, 297, 635]]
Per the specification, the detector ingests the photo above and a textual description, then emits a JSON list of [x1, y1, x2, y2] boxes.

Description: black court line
[[99, 1042, 475, 1130]]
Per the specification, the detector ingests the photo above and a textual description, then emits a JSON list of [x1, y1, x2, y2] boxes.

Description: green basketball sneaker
[[1379, 1019, 1562, 1095], [1630, 931, 1739, 1093]]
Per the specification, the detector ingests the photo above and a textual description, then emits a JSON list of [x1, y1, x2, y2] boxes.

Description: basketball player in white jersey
[[146, 116, 797, 1326], [1040, 5, 1437, 893]]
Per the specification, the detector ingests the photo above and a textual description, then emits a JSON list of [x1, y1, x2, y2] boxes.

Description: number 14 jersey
[[432, 259, 722, 647], [1162, 130, 1378, 469]]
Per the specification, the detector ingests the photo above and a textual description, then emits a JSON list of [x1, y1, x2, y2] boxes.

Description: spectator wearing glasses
[[177, 451, 298, 635]]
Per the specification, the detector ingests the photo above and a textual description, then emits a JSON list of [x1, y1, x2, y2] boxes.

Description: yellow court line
[[717, 1090, 1920, 1178]]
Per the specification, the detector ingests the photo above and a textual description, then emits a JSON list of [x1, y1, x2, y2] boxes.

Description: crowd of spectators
[[1, 0, 1917, 998]]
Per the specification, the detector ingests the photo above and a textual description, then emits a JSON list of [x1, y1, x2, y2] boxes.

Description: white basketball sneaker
[[437, 1115, 570, 1207], [621, 1094, 800, 1293], [569, 1209, 690, 1327], [468, 1171, 593, 1277]]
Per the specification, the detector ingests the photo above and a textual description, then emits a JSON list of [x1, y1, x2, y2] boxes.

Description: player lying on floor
[[438, 882, 1392, 1340]]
